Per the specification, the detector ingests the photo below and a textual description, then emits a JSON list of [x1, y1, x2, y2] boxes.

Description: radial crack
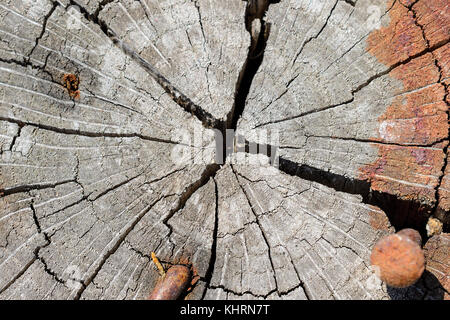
[[206, 284, 277, 299], [164, 164, 220, 252], [0, 116, 183, 145], [291, 0, 339, 67], [231, 165, 280, 294], [65, 0, 222, 130], [290, 135, 449, 149]]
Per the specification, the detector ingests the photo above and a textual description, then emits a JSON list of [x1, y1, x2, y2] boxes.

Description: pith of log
[[0, 0, 448, 300]]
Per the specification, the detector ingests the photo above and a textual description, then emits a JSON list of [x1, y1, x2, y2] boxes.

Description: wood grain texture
[[237, 0, 449, 205], [204, 161, 394, 299], [0, 0, 448, 300]]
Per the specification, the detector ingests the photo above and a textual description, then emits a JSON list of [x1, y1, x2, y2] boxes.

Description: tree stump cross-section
[[0, 0, 448, 300]]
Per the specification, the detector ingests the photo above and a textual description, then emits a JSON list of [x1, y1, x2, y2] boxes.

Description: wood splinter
[[148, 252, 194, 300]]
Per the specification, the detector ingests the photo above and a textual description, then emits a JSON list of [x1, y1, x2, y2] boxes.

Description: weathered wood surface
[[0, 0, 448, 300], [204, 161, 395, 299], [423, 233, 449, 300]]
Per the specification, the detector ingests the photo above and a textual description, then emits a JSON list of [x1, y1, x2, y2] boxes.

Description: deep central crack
[[6, 0, 445, 300]]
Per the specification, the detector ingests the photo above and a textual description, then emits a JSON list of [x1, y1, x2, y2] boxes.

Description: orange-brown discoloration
[[423, 233, 450, 294], [433, 44, 450, 109], [62, 74, 80, 99], [367, 1, 426, 67], [148, 252, 198, 300], [148, 265, 192, 300], [361, 0, 449, 205]]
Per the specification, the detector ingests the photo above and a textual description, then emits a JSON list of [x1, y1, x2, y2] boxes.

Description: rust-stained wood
[[0, 0, 448, 300]]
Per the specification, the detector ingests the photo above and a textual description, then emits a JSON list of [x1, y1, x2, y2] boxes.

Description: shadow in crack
[[387, 270, 446, 300], [277, 157, 434, 240], [368, 192, 431, 240]]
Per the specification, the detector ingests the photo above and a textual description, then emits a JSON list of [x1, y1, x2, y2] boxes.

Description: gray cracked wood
[[203, 160, 395, 299], [0, 0, 216, 299], [0, 0, 449, 300], [237, 0, 449, 207]]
